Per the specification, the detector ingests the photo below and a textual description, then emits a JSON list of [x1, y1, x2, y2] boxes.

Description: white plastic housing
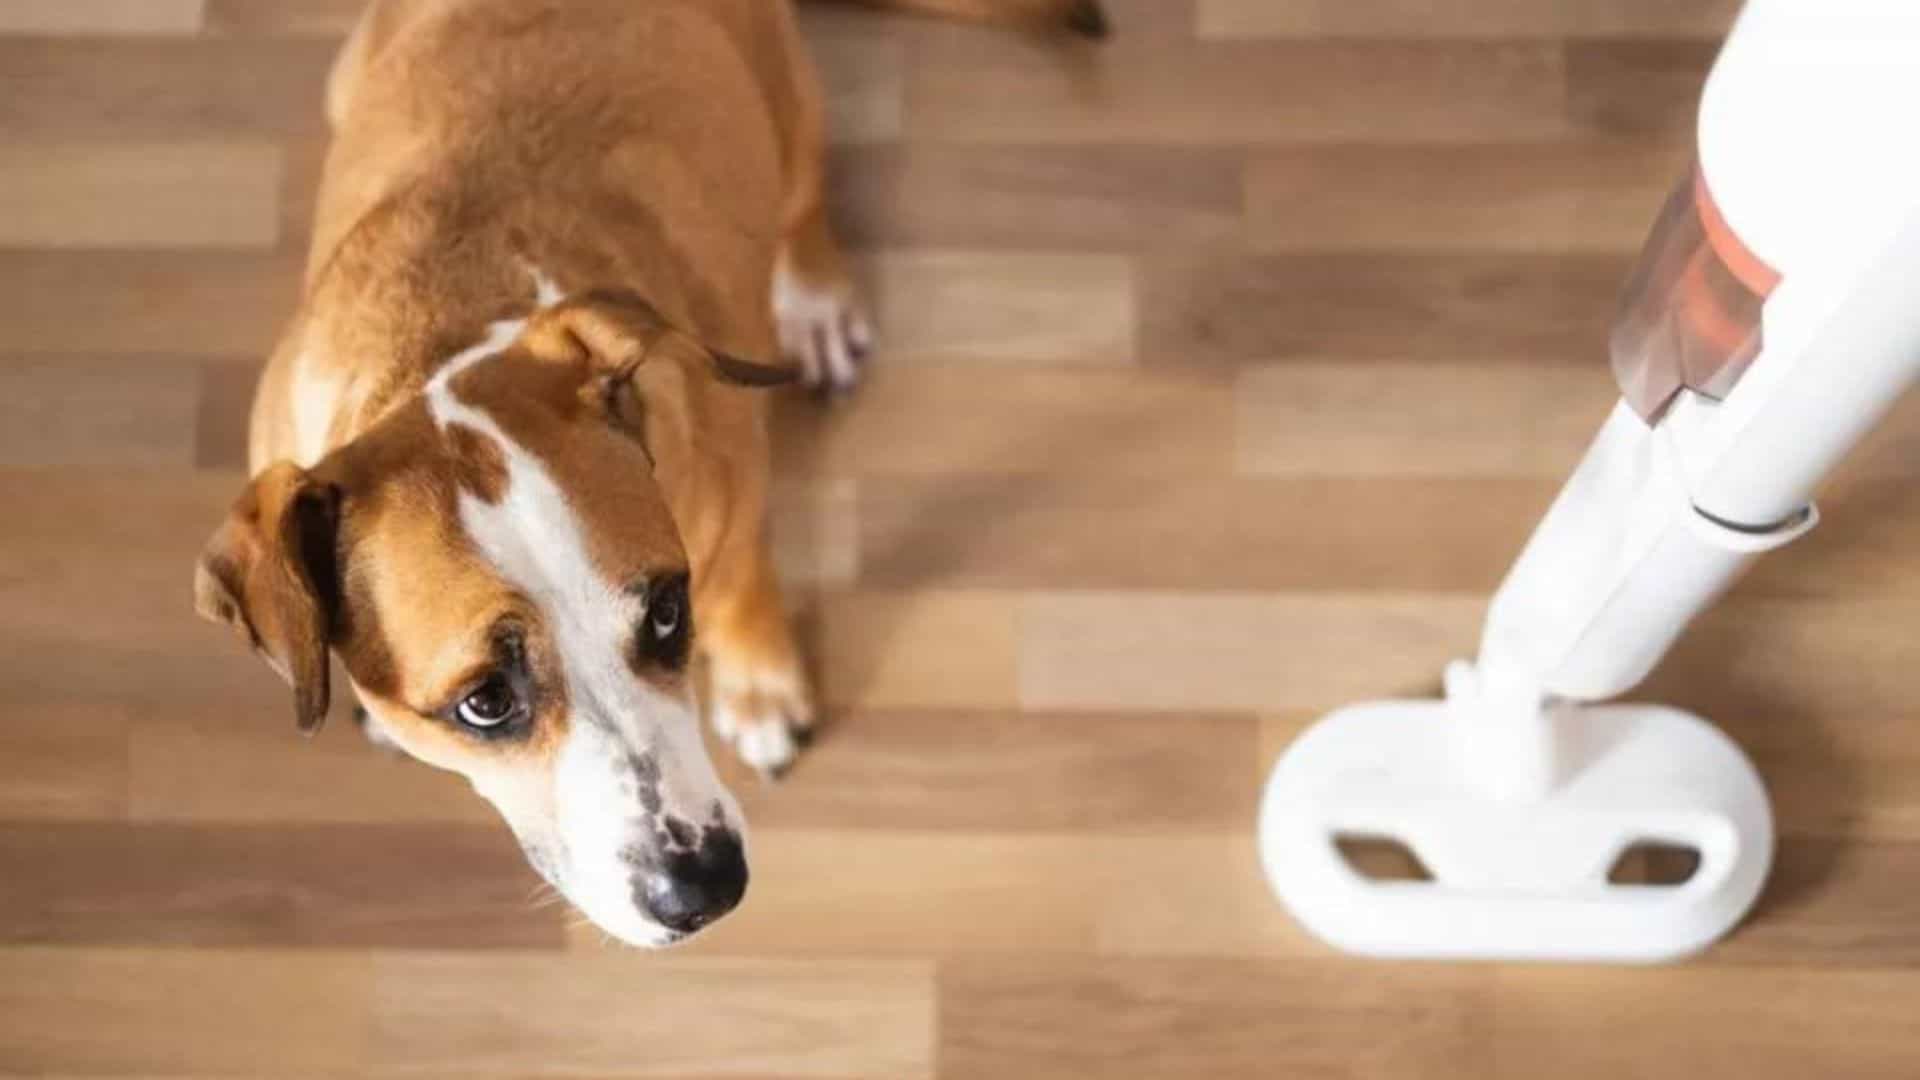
[[1260, 698, 1773, 963]]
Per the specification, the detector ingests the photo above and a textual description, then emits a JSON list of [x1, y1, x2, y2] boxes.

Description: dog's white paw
[[709, 663, 815, 779], [773, 261, 872, 396]]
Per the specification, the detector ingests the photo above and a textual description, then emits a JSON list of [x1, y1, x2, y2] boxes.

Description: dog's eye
[[649, 591, 680, 640], [456, 674, 521, 729], [638, 573, 691, 669]]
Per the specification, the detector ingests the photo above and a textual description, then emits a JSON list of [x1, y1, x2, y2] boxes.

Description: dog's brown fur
[[191, 0, 1106, 940]]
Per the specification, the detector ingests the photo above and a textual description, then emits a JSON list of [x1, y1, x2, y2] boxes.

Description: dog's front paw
[[774, 261, 872, 398], [709, 661, 815, 779]]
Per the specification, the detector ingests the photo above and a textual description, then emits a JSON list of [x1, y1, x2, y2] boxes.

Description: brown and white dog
[[191, 0, 1107, 948]]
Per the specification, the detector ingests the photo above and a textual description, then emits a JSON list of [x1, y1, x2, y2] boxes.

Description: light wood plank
[[813, 590, 1018, 709], [0, 822, 557, 948], [0, 357, 199, 466], [0, 948, 371, 1075], [940, 955, 1491, 1080], [202, 0, 362, 36], [770, 367, 1234, 479], [0, 143, 279, 249], [1093, 832, 1319, 958], [1710, 839, 1920, 967], [908, 39, 1567, 144], [371, 952, 933, 1078], [0, 0, 205, 35], [1018, 591, 1481, 712], [1245, 142, 1686, 253], [727, 710, 1260, 831], [1648, 597, 1920, 724], [1197, 0, 1740, 39], [1236, 363, 1618, 476], [634, 830, 1099, 956], [860, 252, 1135, 365], [0, 37, 334, 138], [830, 144, 1245, 251], [1490, 965, 1920, 1079], [858, 473, 1546, 591]]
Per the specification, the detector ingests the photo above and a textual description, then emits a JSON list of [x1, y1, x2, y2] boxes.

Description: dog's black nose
[[636, 828, 748, 934]]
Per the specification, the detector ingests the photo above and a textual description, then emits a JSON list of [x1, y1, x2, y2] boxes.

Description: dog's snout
[[635, 828, 748, 934]]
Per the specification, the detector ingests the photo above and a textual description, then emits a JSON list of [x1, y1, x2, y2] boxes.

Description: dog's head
[[193, 290, 791, 946]]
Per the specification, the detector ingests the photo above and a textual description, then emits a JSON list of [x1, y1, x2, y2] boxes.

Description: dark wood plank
[[1245, 142, 1686, 253], [0, 355, 199, 466], [1140, 252, 1629, 365], [0, 704, 130, 821], [0, 250, 299, 355], [0, 822, 559, 948], [1565, 39, 1717, 138]]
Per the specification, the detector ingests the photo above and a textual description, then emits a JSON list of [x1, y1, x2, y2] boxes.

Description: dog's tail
[[848, 0, 1110, 38]]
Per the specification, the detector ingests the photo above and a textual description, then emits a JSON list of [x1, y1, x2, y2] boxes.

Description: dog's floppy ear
[[522, 288, 796, 389], [193, 461, 343, 735]]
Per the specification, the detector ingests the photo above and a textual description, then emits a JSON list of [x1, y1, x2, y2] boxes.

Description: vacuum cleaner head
[[1258, 697, 1772, 962]]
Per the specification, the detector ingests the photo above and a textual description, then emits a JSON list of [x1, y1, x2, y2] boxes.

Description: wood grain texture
[[1489, 966, 1920, 1079], [1245, 142, 1686, 253], [1566, 40, 1718, 138], [0, 0, 205, 35], [0, 705, 131, 821], [202, 0, 364, 36], [726, 710, 1260, 831], [830, 145, 1245, 251], [370, 952, 933, 1078], [940, 956, 1492, 1080], [0, 38, 335, 138], [1236, 363, 1618, 475], [1018, 591, 1481, 711], [771, 367, 1234, 477], [7, 2, 1920, 1077], [908, 38, 1568, 144], [0, 251, 299, 354], [1141, 252, 1628, 364], [858, 473, 1544, 590], [0, 949, 372, 1074], [0, 822, 558, 948], [860, 251, 1135, 365], [0, 143, 279, 249], [812, 590, 1017, 709], [0, 357, 200, 466], [1197, 0, 1740, 39]]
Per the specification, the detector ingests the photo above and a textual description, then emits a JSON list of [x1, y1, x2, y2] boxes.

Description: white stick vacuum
[[1259, 0, 1920, 962]]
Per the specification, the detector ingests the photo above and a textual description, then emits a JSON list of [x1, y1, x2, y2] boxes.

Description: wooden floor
[[5, 0, 1920, 1076]]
